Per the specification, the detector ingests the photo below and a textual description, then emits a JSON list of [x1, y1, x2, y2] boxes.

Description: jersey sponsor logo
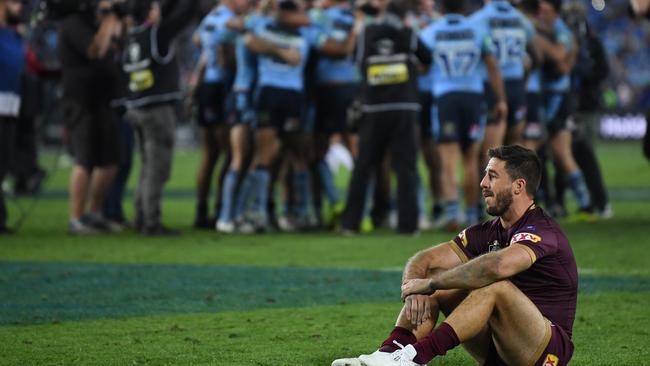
[[129, 69, 155, 92], [488, 240, 502, 252], [543, 354, 560, 366], [367, 63, 409, 85], [458, 229, 468, 246], [510, 232, 541, 244]]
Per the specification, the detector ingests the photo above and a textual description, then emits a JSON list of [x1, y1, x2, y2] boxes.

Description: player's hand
[[403, 295, 432, 326], [401, 278, 434, 300], [493, 100, 508, 125]]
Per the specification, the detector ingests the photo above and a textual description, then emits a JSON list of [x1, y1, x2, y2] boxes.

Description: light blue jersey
[[471, 0, 535, 81], [232, 13, 269, 92], [253, 19, 326, 91], [526, 69, 541, 93], [309, 6, 360, 84], [196, 6, 239, 83], [543, 18, 573, 93], [420, 14, 494, 97]]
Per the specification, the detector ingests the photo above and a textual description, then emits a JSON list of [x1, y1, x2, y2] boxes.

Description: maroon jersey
[[450, 205, 578, 337]]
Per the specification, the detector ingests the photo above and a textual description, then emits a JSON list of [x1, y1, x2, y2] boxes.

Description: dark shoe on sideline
[[193, 216, 214, 229], [0, 226, 15, 235], [142, 224, 182, 237]]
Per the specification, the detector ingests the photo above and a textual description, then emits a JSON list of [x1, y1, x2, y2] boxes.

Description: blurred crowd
[[1, 0, 648, 236]]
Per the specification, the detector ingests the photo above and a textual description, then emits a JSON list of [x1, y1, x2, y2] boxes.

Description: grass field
[[1, 141, 650, 365]]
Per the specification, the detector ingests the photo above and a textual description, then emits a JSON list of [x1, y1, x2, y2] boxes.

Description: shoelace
[[390, 341, 418, 366], [391, 340, 407, 361]]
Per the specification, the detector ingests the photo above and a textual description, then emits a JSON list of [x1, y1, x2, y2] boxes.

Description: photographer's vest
[[356, 15, 420, 113], [122, 23, 182, 108]]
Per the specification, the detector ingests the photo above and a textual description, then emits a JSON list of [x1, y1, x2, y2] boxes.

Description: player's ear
[[513, 178, 526, 195]]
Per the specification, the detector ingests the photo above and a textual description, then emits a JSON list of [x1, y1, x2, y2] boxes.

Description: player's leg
[[346, 289, 492, 366], [194, 82, 223, 228], [460, 93, 485, 226], [434, 93, 462, 231], [546, 93, 590, 212], [504, 79, 527, 146], [481, 82, 506, 170], [410, 281, 549, 365], [195, 124, 219, 227], [523, 91, 544, 151]]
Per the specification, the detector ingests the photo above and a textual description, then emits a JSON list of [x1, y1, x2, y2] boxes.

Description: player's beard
[[6, 10, 22, 26], [486, 187, 514, 217]]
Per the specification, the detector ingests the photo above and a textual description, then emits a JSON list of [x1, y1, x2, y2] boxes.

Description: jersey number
[[491, 29, 525, 65], [435, 45, 479, 78]]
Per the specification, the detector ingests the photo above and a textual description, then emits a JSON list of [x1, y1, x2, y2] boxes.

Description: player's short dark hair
[[386, 0, 414, 18], [440, 0, 464, 14], [519, 0, 539, 14], [488, 145, 541, 198], [541, 0, 562, 12]]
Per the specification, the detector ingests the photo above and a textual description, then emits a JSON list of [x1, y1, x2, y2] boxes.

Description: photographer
[[59, 0, 124, 234], [121, 0, 197, 236], [564, 8, 611, 217], [0, 0, 25, 234]]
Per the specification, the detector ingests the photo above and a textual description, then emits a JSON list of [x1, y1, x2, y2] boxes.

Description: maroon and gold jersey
[[450, 205, 578, 337]]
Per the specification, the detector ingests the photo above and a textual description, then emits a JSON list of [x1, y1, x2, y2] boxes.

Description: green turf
[[2, 293, 649, 366], [1, 141, 649, 365]]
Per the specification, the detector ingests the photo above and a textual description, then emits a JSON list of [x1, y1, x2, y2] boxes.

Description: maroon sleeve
[[509, 226, 558, 263], [450, 224, 485, 263]]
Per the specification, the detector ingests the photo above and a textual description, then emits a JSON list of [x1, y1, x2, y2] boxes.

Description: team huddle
[[192, 0, 595, 238]]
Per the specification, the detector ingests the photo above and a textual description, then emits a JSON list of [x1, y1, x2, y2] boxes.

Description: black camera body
[[42, 0, 128, 20], [43, 0, 94, 19]]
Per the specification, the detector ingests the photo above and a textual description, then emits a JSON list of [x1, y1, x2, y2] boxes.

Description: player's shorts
[[483, 320, 574, 366], [63, 99, 120, 170], [418, 91, 434, 139], [524, 92, 545, 141], [484, 79, 527, 127], [255, 86, 303, 134], [196, 82, 227, 127], [533, 322, 574, 366], [315, 83, 359, 134], [433, 92, 485, 150], [543, 92, 573, 138]]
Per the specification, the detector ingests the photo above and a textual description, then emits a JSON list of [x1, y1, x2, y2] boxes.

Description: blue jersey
[[309, 6, 359, 84], [232, 13, 268, 92], [471, 0, 535, 80], [420, 14, 494, 97], [526, 69, 541, 93], [0, 27, 25, 117], [196, 6, 239, 83], [253, 19, 326, 91], [543, 18, 573, 93]]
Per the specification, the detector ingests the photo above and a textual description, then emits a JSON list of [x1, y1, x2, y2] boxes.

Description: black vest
[[122, 23, 182, 108], [356, 15, 420, 112]]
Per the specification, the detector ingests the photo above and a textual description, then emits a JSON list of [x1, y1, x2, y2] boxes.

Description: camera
[[98, 1, 129, 18], [42, 0, 93, 19]]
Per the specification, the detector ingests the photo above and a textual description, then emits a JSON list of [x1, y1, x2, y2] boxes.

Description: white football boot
[[331, 357, 363, 366], [357, 341, 424, 366]]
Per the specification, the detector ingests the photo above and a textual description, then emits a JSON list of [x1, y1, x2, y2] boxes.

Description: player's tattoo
[[430, 252, 503, 290]]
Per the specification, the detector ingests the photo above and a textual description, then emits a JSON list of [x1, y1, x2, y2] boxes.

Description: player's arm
[[87, 13, 121, 59], [244, 33, 302, 65], [401, 242, 465, 326], [401, 244, 534, 299], [535, 32, 575, 74], [402, 242, 465, 281]]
